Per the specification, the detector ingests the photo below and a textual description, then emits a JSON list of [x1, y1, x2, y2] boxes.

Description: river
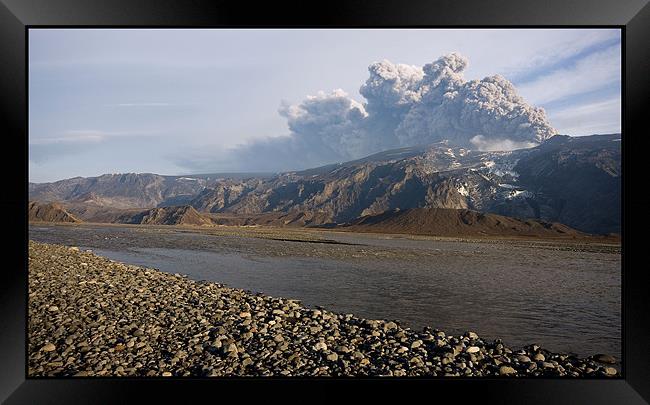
[[29, 224, 621, 360]]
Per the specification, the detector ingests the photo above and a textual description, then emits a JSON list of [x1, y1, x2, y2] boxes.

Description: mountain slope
[[28, 173, 273, 209], [28, 201, 81, 223], [190, 135, 620, 234], [339, 208, 584, 238], [115, 205, 212, 226], [509, 134, 621, 234]]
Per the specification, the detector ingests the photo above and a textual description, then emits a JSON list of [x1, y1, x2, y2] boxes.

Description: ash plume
[[191, 53, 557, 172]]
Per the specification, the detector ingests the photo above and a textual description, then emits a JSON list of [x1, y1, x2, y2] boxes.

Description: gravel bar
[[28, 240, 620, 377]]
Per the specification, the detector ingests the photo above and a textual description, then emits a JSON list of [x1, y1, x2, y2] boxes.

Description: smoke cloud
[[188, 53, 557, 172], [469, 135, 537, 152]]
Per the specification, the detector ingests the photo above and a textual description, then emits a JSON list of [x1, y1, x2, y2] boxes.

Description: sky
[[29, 29, 621, 183]]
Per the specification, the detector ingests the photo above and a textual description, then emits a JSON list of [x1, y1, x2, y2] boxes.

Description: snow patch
[[444, 148, 456, 158], [506, 189, 533, 200], [482, 157, 520, 179], [456, 183, 469, 197]]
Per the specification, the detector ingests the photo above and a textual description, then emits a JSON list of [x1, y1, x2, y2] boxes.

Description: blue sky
[[29, 29, 621, 183]]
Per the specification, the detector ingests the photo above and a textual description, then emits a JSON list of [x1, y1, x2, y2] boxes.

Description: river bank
[[28, 241, 619, 377]]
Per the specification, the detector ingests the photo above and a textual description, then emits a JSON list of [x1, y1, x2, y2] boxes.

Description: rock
[[466, 331, 479, 340], [326, 353, 339, 362], [47, 306, 59, 312], [239, 312, 251, 318], [533, 353, 545, 362], [41, 343, 56, 352], [499, 365, 517, 376], [603, 367, 618, 376], [466, 346, 480, 354], [314, 342, 327, 351], [411, 340, 423, 349], [162, 371, 172, 377], [384, 321, 398, 331], [517, 355, 531, 363], [364, 320, 379, 329]]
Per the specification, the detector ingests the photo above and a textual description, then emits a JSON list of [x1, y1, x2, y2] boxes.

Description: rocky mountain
[[508, 135, 621, 234], [190, 134, 621, 234], [338, 208, 584, 238], [114, 205, 212, 226], [28, 173, 273, 209], [28, 134, 621, 234], [28, 201, 81, 223]]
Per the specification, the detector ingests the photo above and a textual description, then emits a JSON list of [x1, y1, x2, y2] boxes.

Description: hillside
[[28, 173, 271, 209], [338, 208, 586, 238], [191, 135, 620, 234], [114, 205, 212, 226], [28, 201, 81, 223]]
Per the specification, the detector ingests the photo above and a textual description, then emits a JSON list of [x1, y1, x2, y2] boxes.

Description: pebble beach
[[28, 240, 620, 378]]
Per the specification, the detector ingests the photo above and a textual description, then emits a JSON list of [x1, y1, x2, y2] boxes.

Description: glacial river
[[29, 224, 621, 360]]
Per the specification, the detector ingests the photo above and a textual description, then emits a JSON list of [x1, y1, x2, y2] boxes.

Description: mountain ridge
[[29, 134, 621, 234]]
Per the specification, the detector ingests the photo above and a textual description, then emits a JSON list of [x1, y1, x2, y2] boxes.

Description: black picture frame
[[2, 0, 648, 403]]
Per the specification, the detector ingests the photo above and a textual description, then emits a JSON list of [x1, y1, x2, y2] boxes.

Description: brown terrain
[[114, 205, 213, 226], [337, 208, 587, 239], [28, 199, 618, 242], [28, 201, 81, 223]]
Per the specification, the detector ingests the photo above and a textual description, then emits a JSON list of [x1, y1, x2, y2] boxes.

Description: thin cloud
[[517, 44, 621, 105], [548, 97, 621, 135], [503, 30, 620, 82], [29, 130, 159, 145], [114, 102, 173, 107]]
